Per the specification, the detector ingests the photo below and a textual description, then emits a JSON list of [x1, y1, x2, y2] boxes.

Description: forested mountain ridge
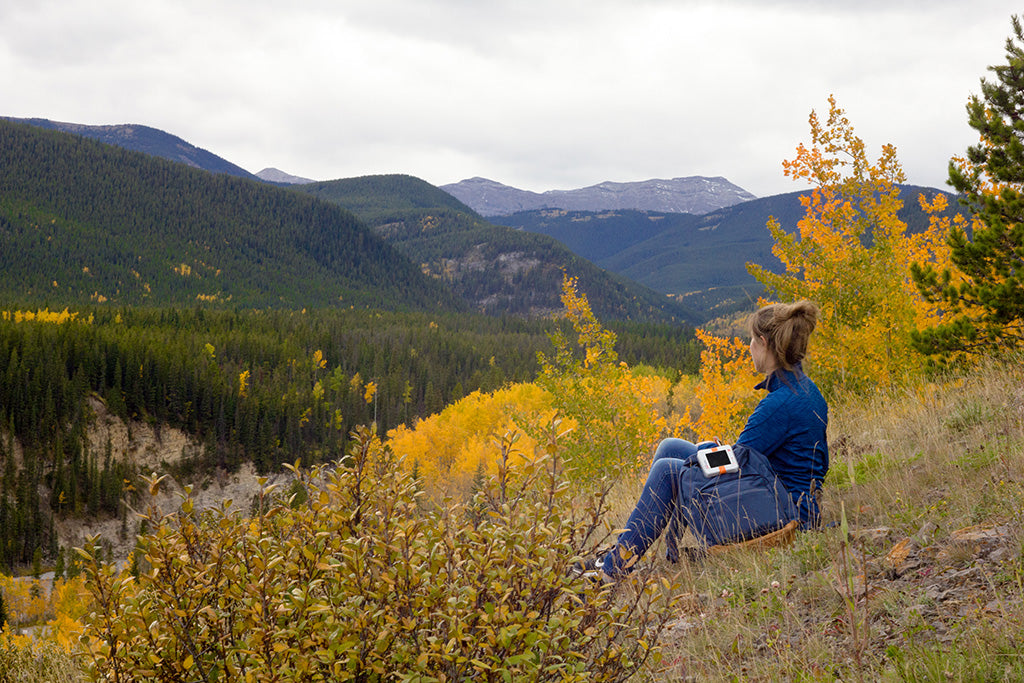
[[2, 117, 262, 182], [294, 174, 700, 324], [0, 120, 462, 312], [298, 173, 480, 220], [0, 119, 693, 323], [494, 184, 968, 316]]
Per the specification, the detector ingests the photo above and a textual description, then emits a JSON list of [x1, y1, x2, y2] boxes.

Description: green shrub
[[78, 424, 679, 681]]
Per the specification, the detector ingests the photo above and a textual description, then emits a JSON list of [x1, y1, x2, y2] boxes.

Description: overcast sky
[[1, 1, 1017, 197]]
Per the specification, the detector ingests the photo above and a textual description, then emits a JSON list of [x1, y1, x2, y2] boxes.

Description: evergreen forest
[[0, 120, 461, 312], [0, 306, 698, 572]]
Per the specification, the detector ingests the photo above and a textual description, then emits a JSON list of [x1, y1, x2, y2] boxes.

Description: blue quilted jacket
[[736, 365, 829, 525]]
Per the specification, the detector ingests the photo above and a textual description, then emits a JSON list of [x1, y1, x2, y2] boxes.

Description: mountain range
[[491, 184, 964, 317], [440, 176, 757, 216], [290, 174, 696, 322], [3, 119, 757, 217], [0, 116, 966, 322], [0, 119, 694, 323]]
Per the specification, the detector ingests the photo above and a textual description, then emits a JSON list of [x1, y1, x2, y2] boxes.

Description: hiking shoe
[[571, 554, 614, 584]]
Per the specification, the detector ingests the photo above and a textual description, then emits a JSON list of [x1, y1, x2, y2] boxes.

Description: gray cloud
[[0, 1, 1017, 197]]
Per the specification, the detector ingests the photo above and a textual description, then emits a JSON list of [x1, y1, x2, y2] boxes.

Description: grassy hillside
[[0, 120, 462, 312], [638, 356, 1024, 680], [294, 175, 700, 324]]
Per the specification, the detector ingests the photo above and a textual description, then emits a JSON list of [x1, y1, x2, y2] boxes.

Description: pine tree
[[912, 14, 1024, 357], [55, 546, 65, 580]]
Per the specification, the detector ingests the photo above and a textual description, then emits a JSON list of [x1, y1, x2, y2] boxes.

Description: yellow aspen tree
[[238, 369, 250, 398], [363, 381, 378, 405], [671, 329, 762, 443], [385, 383, 553, 494], [536, 275, 670, 478], [747, 96, 952, 394]]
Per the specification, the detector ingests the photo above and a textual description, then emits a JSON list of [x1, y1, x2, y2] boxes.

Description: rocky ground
[[55, 396, 289, 564]]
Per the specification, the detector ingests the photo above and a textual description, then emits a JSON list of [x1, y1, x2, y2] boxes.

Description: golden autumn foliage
[[0, 575, 92, 652], [0, 308, 88, 324], [385, 276, 677, 492], [747, 96, 954, 394], [670, 329, 762, 444], [76, 430, 676, 682], [363, 381, 378, 405], [536, 276, 672, 479], [386, 383, 553, 492]]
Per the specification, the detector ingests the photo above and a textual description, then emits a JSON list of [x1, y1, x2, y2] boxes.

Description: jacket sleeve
[[735, 393, 790, 458]]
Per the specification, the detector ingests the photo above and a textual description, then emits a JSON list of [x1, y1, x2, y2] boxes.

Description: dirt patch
[[84, 395, 194, 474]]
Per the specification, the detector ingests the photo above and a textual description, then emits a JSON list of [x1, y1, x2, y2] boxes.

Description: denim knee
[[652, 438, 698, 464], [652, 438, 717, 464]]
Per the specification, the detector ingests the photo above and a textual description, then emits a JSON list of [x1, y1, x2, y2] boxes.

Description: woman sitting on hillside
[[587, 300, 829, 578]]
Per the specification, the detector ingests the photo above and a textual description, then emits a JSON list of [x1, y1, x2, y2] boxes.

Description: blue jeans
[[602, 438, 715, 576]]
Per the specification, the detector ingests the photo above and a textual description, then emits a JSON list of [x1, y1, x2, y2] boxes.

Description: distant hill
[[294, 175, 699, 324], [4, 117, 263, 181], [257, 167, 316, 184], [494, 185, 968, 317], [299, 173, 478, 219], [0, 119, 462, 311], [441, 176, 756, 217]]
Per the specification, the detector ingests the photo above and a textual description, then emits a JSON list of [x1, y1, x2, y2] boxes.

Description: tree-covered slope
[[294, 175, 699, 324], [495, 186, 968, 318], [3, 117, 262, 181], [298, 173, 478, 220], [0, 303, 699, 573], [0, 121, 462, 312]]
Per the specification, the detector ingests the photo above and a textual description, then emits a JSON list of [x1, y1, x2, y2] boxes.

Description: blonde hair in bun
[[747, 300, 819, 372]]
